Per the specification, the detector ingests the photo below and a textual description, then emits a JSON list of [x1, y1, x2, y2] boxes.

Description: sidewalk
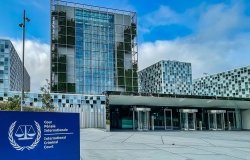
[[80, 129, 250, 160]]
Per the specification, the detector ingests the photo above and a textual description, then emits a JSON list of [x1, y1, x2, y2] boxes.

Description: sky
[[1, 0, 250, 91]]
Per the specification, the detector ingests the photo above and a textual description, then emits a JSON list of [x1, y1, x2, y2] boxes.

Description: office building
[[0, 39, 30, 98], [139, 60, 192, 95], [193, 66, 250, 98], [1, 38, 250, 131], [50, 0, 138, 94], [2, 1, 250, 132]]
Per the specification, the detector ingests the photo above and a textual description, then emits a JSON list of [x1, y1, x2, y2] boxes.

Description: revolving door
[[207, 110, 226, 130], [132, 108, 151, 131], [179, 109, 198, 130]]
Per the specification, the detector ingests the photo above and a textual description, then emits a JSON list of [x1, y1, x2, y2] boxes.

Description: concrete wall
[[55, 105, 106, 129], [241, 110, 250, 130]]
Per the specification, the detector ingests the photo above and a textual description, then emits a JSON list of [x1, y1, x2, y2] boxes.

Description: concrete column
[[235, 108, 242, 130], [105, 105, 110, 132], [93, 104, 97, 128], [137, 111, 140, 130], [82, 108, 84, 129], [133, 109, 135, 130], [151, 115, 154, 131], [103, 105, 105, 128], [242, 109, 250, 130]]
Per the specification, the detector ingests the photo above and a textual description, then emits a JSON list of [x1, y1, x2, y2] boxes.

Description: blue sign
[[0, 111, 80, 160]]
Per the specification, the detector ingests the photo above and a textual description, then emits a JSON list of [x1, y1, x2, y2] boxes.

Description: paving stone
[[80, 129, 250, 160]]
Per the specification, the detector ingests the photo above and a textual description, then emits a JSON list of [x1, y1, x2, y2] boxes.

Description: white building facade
[[139, 60, 192, 95], [193, 66, 250, 98], [0, 39, 30, 96]]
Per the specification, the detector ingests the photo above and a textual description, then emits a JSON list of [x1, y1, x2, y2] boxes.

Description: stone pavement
[[80, 129, 250, 160]]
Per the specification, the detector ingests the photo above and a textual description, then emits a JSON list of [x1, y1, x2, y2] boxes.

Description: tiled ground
[[80, 129, 250, 160]]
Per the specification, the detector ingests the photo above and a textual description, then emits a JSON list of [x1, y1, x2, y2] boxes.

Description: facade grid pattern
[[0, 91, 105, 108], [0, 39, 30, 94], [0, 92, 106, 129], [193, 66, 250, 98], [139, 60, 192, 95]]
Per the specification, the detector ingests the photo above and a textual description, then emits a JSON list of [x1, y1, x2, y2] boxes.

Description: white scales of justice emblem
[[8, 121, 41, 151], [15, 125, 36, 140]]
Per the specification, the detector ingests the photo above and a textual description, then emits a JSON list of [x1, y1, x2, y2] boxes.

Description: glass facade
[[75, 10, 115, 94], [51, 0, 138, 94], [0, 39, 30, 99]]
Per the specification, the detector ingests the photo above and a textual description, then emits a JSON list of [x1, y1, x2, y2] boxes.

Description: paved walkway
[[80, 129, 250, 160]]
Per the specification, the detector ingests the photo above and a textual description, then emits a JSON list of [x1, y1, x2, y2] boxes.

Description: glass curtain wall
[[74, 9, 115, 94], [51, 4, 76, 93], [115, 13, 138, 92], [51, 0, 138, 94]]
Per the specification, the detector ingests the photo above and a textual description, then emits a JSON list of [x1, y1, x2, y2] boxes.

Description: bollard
[[151, 116, 154, 131], [199, 121, 202, 131]]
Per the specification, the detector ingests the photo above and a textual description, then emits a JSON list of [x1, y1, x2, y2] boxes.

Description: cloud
[[143, 5, 181, 27], [140, 4, 201, 34], [11, 39, 50, 92], [139, 1, 250, 79], [195, 2, 249, 41], [138, 5, 184, 36]]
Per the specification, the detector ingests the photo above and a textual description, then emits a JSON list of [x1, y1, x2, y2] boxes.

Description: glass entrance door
[[216, 113, 223, 129], [227, 111, 236, 130], [138, 110, 149, 131], [209, 113, 216, 129], [164, 109, 173, 130], [188, 113, 195, 130], [208, 110, 226, 130], [180, 112, 188, 130], [132, 108, 151, 131], [152, 109, 164, 130], [179, 109, 197, 130]]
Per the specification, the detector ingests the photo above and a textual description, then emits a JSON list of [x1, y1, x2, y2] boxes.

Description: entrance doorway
[[164, 109, 173, 130], [132, 108, 151, 131], [227, 111, 236, 130], [208, 110, 226, 130], [179, 109, 197, 130], [151, 108, 164, 130]]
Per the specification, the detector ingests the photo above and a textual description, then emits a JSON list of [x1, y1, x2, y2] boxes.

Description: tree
[[40, 79, 54, 111], [0, 96, 21, 111], [8, 96, 21, 110]]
